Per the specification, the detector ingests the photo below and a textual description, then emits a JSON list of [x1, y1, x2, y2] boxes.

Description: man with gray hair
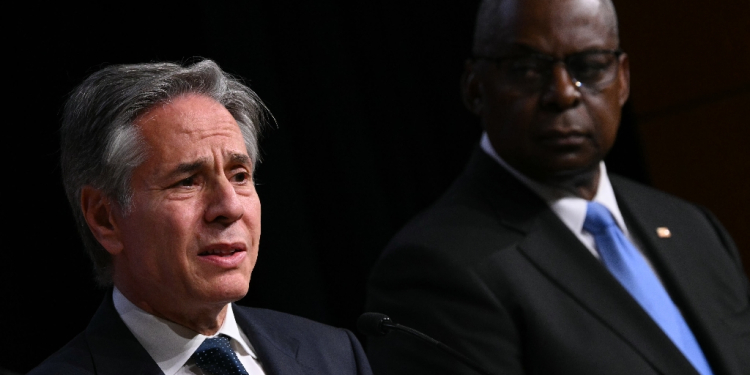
[[31, 59, 372, 375], [365, 0, 750, 374]]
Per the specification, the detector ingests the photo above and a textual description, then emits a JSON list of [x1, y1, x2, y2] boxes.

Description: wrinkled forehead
[[135, 94, 252, 152], [473, 0, 619, 55], [134, 94, 249, 158]]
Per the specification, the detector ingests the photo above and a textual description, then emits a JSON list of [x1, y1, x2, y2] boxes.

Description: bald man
[[365, 0, 750, 374]]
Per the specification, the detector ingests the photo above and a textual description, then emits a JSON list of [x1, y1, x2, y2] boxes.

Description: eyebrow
[[508, 43, 540, 53], [165, 153, 253, 179], [502, 43, 616, 57], [228, 153, 252, 167], [168, 158, 208, 179], [488, 43, 541, 57]]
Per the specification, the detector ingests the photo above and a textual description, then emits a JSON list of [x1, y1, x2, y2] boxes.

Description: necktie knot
[[192, 335, 249, 375], [583, 201, 617, 234]]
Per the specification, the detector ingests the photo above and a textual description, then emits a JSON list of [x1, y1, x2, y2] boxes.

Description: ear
[[80, 186, 124, 255], [617, 53, 631, 106], [461, 59, 483, 115]]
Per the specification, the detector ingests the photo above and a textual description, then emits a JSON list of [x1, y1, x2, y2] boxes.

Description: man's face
[[111, 94, 260, 317], [465, 0, 630, 184]]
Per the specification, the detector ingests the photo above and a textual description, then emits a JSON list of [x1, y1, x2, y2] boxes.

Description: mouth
[[197, 244, 248, 268], [538, 130, 589, 148], [199, 248, 244, 257]]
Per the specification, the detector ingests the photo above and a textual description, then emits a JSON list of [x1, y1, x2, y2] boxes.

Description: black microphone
[[357, 312, 494, 375]]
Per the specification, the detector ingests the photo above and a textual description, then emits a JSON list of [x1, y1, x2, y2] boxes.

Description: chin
[[201, 273, 251, 304], [544, 151, 600, 172]]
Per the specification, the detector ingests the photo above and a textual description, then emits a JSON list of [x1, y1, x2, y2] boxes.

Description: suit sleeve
[[696, 205, 750, 371]]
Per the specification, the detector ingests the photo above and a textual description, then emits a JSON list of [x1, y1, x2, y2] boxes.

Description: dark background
[[3, 1, 748, 373]]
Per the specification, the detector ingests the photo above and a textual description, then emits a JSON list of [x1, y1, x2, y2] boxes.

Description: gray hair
[[60, 59, 271, 286]]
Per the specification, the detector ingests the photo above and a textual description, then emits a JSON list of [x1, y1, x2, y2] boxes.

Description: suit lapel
[[85, 292, 163, 375], [516, 209, 700, 375], [613, 178, 742, 375], [233, 305, 306, 375], [83, 294, 313, 375], [465, 152, 699, 374]]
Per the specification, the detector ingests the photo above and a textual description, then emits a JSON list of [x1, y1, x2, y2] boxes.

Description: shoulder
[[368, 157, 548, 298], [27, 332, 95, 375], [233, 306, 372, 374], [610, 174, 696, 208], [233, 306, 364, 354], [376, 187, 539, 279], [612, 174, 744, 268], [380, 148, 548, 265], [610, 174, 727, 233], [609, 174, 724, 218], [235, 305, 353, 341]]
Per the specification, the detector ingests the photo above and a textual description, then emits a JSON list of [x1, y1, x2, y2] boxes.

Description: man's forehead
[[137, 95, 230, 126], [135, 95, 243, 142], [132, 95, 251, 170]]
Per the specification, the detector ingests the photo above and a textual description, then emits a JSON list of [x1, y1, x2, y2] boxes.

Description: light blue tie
[[192, 335, 249, 375], [584, 202, 713, 375]]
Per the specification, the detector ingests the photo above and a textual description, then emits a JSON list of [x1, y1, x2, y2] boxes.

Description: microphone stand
[[359, 313, 494, 375]]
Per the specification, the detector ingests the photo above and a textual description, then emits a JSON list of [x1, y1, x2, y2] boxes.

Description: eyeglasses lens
[[498, 52, 619, 92]]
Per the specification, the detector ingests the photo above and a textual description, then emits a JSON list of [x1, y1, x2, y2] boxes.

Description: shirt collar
[[113, 288, 256, 375], [479, 132, 629, 236]]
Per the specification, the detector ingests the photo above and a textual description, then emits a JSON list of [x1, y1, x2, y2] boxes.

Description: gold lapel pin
[[656, 227, 671, 238]]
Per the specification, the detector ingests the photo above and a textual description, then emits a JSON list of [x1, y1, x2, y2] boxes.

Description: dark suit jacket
[[30, 292, 373, 375], [365, 149, 750, 375]]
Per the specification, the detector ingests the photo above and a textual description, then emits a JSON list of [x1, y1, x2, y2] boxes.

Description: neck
[[526, 165, 601, 200], [115, 284, 229, 336], [155, 304, 229, 336], [551, 167, 601, 200]]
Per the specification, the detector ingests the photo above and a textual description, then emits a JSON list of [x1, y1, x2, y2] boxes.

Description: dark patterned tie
[[191, 335, 249, 375], [584, 201, 712, 375]]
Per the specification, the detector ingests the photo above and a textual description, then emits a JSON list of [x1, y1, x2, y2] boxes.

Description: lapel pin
[[656, 227, 671, 238]]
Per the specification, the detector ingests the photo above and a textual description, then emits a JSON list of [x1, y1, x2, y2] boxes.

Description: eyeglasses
[[475, 49, 623, 93]]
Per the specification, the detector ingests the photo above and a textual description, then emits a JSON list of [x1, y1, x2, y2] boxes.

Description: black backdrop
[[3, 1, 647, 373]]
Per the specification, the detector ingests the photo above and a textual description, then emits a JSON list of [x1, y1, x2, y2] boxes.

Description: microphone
[[357, 312, 494, 375]]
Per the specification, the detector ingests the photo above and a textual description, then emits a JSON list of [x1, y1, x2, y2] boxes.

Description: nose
[[541, 63, 581, 110], [204, 177, 244, 225]]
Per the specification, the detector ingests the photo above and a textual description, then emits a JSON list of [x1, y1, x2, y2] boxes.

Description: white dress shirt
[[480, 132, 659, 273], [113, 288, 266, 375]]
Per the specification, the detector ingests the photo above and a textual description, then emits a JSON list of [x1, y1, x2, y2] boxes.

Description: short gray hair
[[60, 59, 271, 286]]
